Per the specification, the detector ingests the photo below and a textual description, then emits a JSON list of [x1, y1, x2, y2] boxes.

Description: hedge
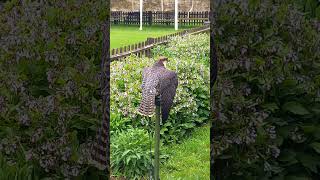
[[212, 1, 320, 179], [110, 33, 210, 178], [0, 1, 108, 179]]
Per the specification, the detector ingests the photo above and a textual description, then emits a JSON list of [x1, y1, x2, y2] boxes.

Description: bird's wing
[[138, 67, 157, 117], [141, 67, 152, 89], [159, 69, 178, 121]]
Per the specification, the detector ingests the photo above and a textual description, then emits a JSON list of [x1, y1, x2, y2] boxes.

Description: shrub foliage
[[110, 34, 210, 144], [111, 128, 152, 179], [110, 34, 210, 178], [213, 1, 320, 179], [0, 1, 107, 179]]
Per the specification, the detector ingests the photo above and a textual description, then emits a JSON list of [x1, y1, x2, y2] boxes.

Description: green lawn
[[110, 25, 195, 49], [160, 124, 210, 180]]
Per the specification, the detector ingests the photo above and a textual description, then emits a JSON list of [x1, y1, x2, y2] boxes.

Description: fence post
[[148, 37, 155, 44], [154, 95, 161, 180], [146, 37, 155, 58], [149, 11, 152, 26]]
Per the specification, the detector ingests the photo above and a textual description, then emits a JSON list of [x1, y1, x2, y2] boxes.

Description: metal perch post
[[154, 95, 161, 180]]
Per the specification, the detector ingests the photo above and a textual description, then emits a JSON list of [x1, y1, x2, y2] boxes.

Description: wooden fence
[[111, 11, 210, 26], [110, 25, 210, 61]]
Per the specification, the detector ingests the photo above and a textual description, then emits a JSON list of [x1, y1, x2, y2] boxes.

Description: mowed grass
[[160, 124, 210, 180], [110, 25, 195, 49]]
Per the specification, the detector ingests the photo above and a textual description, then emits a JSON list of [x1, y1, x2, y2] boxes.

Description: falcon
[[138, 56, 178, 122]]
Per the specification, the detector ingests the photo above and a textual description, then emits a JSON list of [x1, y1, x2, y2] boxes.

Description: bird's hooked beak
[[163, 61, 167, 68]]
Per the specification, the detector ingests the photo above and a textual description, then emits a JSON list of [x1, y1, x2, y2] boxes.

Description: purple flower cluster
[[0, 0, 106, 177], [266, 126, 276, 139], [0, 138, 17, 155], [0, 95, 7, 113]]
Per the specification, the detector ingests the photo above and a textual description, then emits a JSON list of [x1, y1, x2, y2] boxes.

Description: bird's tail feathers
[[138, 90, 156, 117]]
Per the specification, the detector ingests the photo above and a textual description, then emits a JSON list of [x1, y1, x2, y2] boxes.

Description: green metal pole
[[154, 96, 161, 180]]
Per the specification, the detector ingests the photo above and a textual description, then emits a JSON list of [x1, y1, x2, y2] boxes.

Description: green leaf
[[305, 0, 318, 17], [282, 101, 309, 115], [285, 176, 312, 180], [282, 79, 297, 88], [297, 153, 320, 173], [180, 123, 195, 129], [160, 127, 168, 135], [301, 125, 318, 134], [278, 126, 293, 139], [262, 103, 279, 112], [278, 150, 297, 165], [310, 104, 320, 114], [198, 94, 207, 99], [275, 136, 284, 146], [218, 155, 232, 159], [316, 6, 320, 20], [122, 150, 131, 158], [310, 142, 320, 154], [314, 131, 320, 140]]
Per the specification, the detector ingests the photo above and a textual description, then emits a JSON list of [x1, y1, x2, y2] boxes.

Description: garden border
[[110, 25, 210, 61]]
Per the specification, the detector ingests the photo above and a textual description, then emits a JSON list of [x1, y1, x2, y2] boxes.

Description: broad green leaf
[[310, 142, 320, 154], [305, 0, 318, 17], [314, 131, 320, 140], [262, 103, 279, 112], [275, 136, 284, 146], [278, 150, 297, 165], [285, 176, 312, 180], [316, 6, 320, 19], [282, 101, 309, 115], [297, 153, 320, 173], [301, 125, 318, 134], [310, 104, 320, 114], [122, 150, 131, 158]]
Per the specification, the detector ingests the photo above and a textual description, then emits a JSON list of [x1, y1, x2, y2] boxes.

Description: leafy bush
[[213, 1, 320, 179], [152, 33, 210, 66], [111, 128, 152, 179], [290, 0, 320, 19], [0, 153, 36, 180], [0, 1, 107, 179], [110, 34, 209, 178], [110, 34, 210, 144], [110, 112, 133, 136]]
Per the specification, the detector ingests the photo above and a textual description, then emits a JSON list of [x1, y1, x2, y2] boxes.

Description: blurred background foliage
[[212, 0, 320, 179], [0, 0, 108, 179], [1, 0, 320, 179]]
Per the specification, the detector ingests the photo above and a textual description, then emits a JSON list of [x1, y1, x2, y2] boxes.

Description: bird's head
[[158, 56, 168, 68]]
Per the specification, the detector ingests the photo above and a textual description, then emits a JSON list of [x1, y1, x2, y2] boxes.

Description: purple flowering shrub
[[213, 1, 320, 179], [0, 1, 108, 179]]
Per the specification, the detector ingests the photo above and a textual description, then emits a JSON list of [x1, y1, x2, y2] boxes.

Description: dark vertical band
[[90, 2, 110, 177], [210, 0, 219, 179]]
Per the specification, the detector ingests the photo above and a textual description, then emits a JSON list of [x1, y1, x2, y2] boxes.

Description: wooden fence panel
[[110, 25, 210, 61], [111, 11, 209, 26]]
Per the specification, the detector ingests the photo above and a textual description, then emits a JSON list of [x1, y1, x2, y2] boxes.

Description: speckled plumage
[[138, 59, 178, 122]]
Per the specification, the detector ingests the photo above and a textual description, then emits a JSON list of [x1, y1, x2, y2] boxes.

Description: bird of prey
[[138, 56, 178, 122]]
